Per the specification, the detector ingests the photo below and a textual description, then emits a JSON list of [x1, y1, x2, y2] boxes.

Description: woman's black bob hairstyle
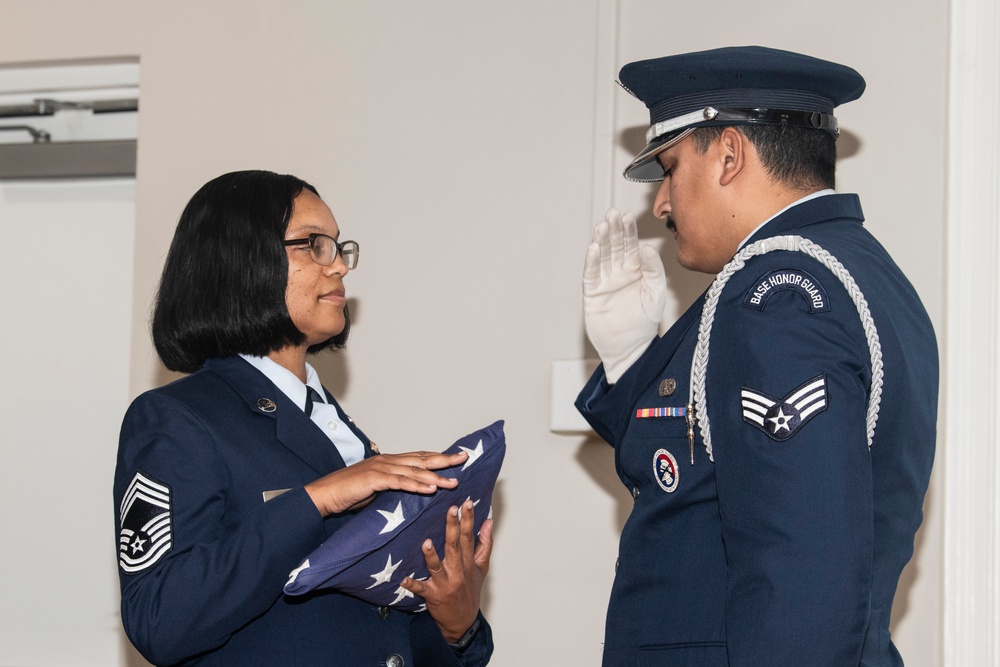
[[152, 170, 349, 373]]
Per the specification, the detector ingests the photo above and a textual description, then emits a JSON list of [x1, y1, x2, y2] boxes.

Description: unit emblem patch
[[653, 449, 679, 493], [743, 268, 830, 313], [741, 375, 828, 441], [119, 470, 173, 574]]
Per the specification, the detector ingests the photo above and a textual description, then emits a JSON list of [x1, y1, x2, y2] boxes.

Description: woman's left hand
[[399, 498, 494, 644]]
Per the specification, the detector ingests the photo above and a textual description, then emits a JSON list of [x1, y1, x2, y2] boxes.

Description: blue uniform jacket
[[577, 194, 936, 666], [114, 355, 493, 666]]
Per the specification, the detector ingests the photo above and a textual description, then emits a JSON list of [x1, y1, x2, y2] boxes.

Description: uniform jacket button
[[631, 486, 640, 499], [377, 606, 390, 620], [385, 654, 404, 667]]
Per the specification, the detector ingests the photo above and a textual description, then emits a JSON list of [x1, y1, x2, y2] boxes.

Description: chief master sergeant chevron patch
[[119, 470, 173, 574]]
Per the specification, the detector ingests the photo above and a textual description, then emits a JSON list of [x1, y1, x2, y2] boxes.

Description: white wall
[[0, 178, 136, 665], [0, 1, 949, 665], [944, 0, 1000, 662]]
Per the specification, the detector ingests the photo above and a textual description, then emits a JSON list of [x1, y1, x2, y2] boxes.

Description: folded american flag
[[283, 420, 505, 611]]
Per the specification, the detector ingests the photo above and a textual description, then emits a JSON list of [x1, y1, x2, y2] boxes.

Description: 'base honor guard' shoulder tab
[[743, 268, 830, 313]]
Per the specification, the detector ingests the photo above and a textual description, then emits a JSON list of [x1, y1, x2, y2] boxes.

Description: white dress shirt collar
[[239, 353, 323, 411], [737, 189, 836, 250], [238, 354, 365, 466]]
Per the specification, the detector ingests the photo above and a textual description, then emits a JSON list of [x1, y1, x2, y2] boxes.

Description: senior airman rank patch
[[119, 470, 172, 574], [741, 375, 828, 441]]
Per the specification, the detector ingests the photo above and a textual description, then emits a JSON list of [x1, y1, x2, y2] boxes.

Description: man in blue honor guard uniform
[[576, 47, 937, 666]]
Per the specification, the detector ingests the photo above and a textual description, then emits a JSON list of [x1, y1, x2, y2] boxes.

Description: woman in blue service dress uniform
[[113, 170, 494, 666]]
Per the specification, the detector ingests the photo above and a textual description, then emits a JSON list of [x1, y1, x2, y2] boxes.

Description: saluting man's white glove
[[583, 208, 667, 384]]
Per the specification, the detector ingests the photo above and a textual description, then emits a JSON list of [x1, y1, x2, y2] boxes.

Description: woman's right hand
[[304, 450, 469, 517]]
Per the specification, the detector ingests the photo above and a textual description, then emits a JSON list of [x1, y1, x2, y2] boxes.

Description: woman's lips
[[320, 288, 346, 304]]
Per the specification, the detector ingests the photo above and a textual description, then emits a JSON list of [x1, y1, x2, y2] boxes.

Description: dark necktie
[[305, 386, 324, 416]]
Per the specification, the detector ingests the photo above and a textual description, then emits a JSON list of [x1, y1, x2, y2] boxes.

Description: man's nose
[[653, 180, 671, 219]]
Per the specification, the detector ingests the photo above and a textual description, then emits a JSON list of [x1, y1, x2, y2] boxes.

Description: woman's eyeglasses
[[283, 234, 359, 269]]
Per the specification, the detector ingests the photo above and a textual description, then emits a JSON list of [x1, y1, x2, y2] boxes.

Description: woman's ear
[[718, 126, 747, 186]]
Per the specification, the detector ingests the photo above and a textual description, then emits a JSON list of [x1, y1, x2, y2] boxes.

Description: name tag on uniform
[[262, 488, 291, 502]]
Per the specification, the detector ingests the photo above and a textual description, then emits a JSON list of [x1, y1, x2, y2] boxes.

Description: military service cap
[[619, 46, 866, 182]]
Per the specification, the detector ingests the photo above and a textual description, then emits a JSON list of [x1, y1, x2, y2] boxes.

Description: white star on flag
[[460, 439, 484, 470], [377, 501, 406, 534], [457, 497, 481, 521], [390, 576, 417, 605], [287, 559, 311, 585], [367, 554, 401, 589]]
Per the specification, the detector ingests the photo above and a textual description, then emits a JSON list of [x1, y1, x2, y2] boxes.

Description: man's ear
[[718, 127, 747, 186]]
